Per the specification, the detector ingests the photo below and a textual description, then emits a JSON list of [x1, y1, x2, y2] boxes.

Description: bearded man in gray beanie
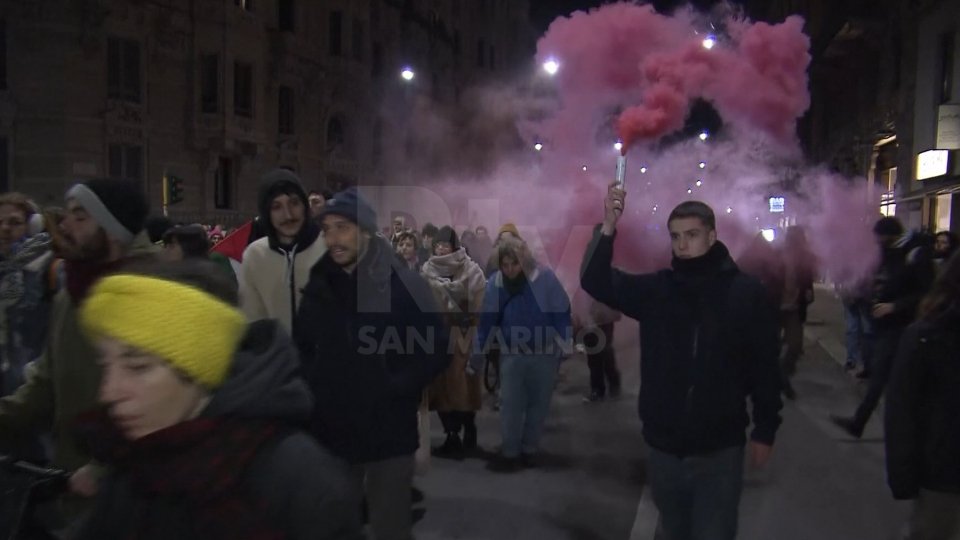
[[0, 178, 153, 518]]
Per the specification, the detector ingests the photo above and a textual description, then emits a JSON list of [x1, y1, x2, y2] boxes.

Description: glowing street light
[[687, 188, 693, 194], [582, 165, 588, 171], [699, 161, 706, 169], [702, 35, 717, 50], [614, 141, 624, 152], [726, 206, 733, 214], [543, 58, 560, 76], [400, 67, 415, 81], [699, 131, 709, 141], [640, 166, 647, 174], [695, 179, 703, 187], [534, 142, 543, 152], [761, 229, 776, 242]]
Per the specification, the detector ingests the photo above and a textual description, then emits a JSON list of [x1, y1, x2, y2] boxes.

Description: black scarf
[[503, 272, 528, 296]]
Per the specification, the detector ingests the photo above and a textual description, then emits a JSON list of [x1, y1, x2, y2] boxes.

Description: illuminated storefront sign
[[916, 149, 949, 180], [769, 196, 785, 213]]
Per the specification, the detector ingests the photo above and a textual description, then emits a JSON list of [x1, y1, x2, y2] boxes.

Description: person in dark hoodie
[[239, 169, 326, 334], [295, 187, 449, 540], [580, 185, 782, 540], [831, 217, 935, 439], [885, 251, 960, 539], [72, 260, 362, 540]]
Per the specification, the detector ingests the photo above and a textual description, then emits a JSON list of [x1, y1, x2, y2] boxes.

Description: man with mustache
[[0, 178, 153, 514], [239, 169, 325, 334]]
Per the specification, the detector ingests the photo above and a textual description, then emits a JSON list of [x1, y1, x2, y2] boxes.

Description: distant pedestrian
[[474, 236, 571, 472], [394, 231, 422, 272], [885, 251, 960, 540], [832, 217, 935, 438], [933, 230, 958, 270], [578, 299, 622, 403], [778, 226, 816, 399]]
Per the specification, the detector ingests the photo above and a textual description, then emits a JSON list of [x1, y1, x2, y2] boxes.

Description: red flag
[[211, 220, 252, 263]]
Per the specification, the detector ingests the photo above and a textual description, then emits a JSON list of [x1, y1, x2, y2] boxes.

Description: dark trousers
[[853, 326, 903, 430], [780, 309, 803, 383], [648, 446, 745, 540], [438, 411, 475, 434], [584, 323, 621, 396]]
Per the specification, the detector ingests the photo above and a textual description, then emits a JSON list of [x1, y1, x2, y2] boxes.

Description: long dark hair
[[918, 250, 960, 321]]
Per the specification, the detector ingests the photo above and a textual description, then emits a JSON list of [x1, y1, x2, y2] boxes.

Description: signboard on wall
[[769, 196, 786, 213], [937, 104, 960, 149], [916, 149, 950, 180]]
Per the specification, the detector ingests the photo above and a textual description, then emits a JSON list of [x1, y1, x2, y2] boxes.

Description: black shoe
[[412, 507, 426, 524], [583, 391, 604, 403], [486, 455, 522, 473], [411, 487, 424, 504], [830, 414, 864, 438], [463, 423, 478, 451], [520, 452, 539, 468], [432, 433, 464, 459], [609, 386, 622, 399], [783, 383, 797, 401]]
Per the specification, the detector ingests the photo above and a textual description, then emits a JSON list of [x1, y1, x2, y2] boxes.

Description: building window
[[372, 42, 383, 77], [489, 45, 495, 70], [235, 0, 254, 12], [352, 18, 364, 62], [234, 62, 253, 118], [215, 157, 233, 209], [108, 144, 143, 181], [108, 38, 141, 103], [0, 19, 6, 91], [329, 11, 343, 56], [476, 39, 485, 68], [327, 117, 345, 150], [278, 0, 294, 31], [200, 54, 219, 113], [279, 85, 294, 135], [939, 32, 955, 104]]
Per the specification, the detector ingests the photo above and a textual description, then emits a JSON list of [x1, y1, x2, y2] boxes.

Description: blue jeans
[[499, 354, 560, 458], [648, 446, 744, 540], [844, 299, 873, 368]]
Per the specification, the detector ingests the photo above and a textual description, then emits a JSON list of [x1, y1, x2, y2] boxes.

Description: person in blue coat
[[472, 236, 571, 471]]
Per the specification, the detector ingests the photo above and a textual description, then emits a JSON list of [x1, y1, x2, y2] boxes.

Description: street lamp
[[695, 179, 703, 187], [702, 35, 717, 50], [614, 141, 623, 152], [687, 188, 693, 194], [699, 131, 709, 141], [543, 58, 560, 76], [400, 67, 415, 81], [699, 161, 706, 169], [534, 142, 543, 152], [582, 165, 588, 171], [726, 207, 733, 214]]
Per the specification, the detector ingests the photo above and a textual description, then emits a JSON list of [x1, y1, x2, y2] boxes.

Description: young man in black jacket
[[294, 187, 449, 540], [581, 184, 782, 540]]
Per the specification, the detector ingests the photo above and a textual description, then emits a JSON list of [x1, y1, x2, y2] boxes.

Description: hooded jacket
[[885, 308, 960, 499], [239, 170, 326, 334], [294, 236, 450, 463], [581, 229, 782, 457], [74, 320, 363, 540], [0, 232, 156, 472], [872, 232, 935, 330]]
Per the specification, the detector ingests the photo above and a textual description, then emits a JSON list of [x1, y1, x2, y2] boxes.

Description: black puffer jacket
[[872, 233, 935, 330], [74, 320, 363, 540], [581, 229, 782, 457], [295, 236, 449, 463], [885, 309, 960, 499]]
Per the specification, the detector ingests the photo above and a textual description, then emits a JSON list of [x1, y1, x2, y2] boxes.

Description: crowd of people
[[0, 172, 956, 540]]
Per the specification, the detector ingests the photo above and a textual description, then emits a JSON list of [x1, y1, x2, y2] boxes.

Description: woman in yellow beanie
[[72, 260, 363, 540]]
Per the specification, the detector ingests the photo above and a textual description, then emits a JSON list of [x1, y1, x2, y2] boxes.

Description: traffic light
[[166, 175, 185, 205]]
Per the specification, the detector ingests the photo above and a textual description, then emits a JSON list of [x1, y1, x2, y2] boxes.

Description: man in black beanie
[[294, 187, 449, 540], [831, 216, 935, 438], [0, 178, 154, 518]]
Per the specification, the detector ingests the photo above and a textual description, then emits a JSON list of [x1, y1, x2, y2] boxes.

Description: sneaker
[[411, 487, 425, 504], [583, 392, 605, 403], [830, 414, 864, 439], [783, 382, 797, 401], [432, 433, 464, 460]]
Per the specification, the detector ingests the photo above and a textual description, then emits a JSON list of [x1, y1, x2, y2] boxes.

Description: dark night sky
[[530, 0, 750, 33]]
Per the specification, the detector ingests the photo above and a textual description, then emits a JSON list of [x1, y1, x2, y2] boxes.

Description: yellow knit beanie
[[80, 274, 247, 388], [498, 223, 521, 239]]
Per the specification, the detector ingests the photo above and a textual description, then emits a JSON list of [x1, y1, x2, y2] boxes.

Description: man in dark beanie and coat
[[295, 187, 449, 540], [0, 178, 155, 521], [239, 168, 325, 334]]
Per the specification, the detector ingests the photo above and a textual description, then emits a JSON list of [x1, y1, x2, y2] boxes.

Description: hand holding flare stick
[[602, 150, 627, 236]]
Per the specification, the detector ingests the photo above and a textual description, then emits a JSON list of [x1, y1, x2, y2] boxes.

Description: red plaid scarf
[[78, 411, 286, 540]]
